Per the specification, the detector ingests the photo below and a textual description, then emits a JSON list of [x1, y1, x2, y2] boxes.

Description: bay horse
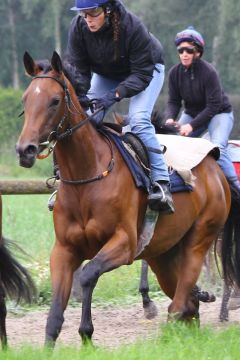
[[16, 51, 237, 347], [0, 194, 36, 349]]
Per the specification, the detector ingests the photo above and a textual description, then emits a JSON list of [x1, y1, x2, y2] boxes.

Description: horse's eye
[[50, 98, 60, 108]]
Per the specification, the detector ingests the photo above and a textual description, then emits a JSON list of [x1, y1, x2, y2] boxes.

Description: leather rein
[[30, 75, 115, 185]]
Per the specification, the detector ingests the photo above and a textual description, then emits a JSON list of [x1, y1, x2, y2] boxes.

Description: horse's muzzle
[[16, 143, 38, 168]]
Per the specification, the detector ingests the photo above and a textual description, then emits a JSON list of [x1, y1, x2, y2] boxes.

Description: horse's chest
[[62, 219, 110, 257]]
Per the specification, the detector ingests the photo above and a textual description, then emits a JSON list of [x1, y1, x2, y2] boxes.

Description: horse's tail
[[0, 237, 36, 303], [221, 187, 240, 286]]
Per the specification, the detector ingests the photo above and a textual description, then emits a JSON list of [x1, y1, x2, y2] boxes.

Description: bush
[[0, 88, 23, 147], [0, 87, 52, 178]]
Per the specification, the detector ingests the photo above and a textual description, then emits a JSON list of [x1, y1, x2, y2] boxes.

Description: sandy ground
[[6, 297, 240, 349]]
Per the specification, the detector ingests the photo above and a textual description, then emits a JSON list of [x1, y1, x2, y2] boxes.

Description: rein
[[30, 74, 115, 185]]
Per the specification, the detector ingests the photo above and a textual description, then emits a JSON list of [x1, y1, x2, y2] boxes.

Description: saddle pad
[[106, 130, 192, 193], [170, 170, 193, 193], [106, 131, 151, 192], [157, 134, 220, 172]]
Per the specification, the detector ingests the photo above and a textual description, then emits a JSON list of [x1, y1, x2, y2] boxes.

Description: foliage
[[216, 0, 240, 92], [0, 0, 240, 93], [0, 87, 53, 178], [0, 88, 23, 145]]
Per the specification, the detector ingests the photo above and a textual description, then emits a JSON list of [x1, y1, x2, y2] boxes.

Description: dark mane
[[35, 59, 52, 74], [151, 110, 179, 135], [35, 59, 77, 92]]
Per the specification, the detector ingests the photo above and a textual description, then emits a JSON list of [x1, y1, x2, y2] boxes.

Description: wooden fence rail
[[0, 180, 58, 195]]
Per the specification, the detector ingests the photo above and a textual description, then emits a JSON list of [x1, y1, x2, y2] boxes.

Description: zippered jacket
[[64, 0, 164, 99], [165, 58, 232, 130]]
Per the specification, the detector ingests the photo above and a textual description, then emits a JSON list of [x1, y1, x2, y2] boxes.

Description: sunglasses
[[80, 7, 104, 18], [177, 46, 196, 55]]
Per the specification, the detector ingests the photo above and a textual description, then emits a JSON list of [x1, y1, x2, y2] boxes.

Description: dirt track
[[6, 297, 240, 349]]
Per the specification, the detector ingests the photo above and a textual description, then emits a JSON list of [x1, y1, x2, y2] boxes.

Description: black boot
[[148, 181, 174, 214]]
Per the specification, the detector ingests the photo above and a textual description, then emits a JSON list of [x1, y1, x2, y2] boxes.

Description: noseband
[[30, 74, 115, 185]]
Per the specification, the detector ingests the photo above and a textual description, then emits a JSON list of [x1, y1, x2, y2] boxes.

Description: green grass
[[3, 194, 54, 257], [3, 324, 240, 359]]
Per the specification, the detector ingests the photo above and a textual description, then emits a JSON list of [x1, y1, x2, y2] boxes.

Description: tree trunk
[[7, 0, 20, 89], [52, 0, 62, 55]]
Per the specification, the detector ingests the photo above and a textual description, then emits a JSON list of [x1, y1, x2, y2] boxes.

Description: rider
[[62, 0, 174, 213], [165, 26, 240, 192]]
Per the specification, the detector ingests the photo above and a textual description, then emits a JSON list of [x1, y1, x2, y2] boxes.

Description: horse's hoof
[[143, 301, 158, 319], [44, 338, 55, 350], [228, 296, 240, 311], [198, 291, 216, 302], [219, 316, 229, 322]]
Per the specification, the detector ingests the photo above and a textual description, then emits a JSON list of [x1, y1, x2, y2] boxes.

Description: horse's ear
[[23, 51, 40, 76], [51, 51, 63, 74]]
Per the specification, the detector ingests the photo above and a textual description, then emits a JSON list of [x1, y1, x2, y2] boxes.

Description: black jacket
[[165, 58, 232, 130], [64, 0, 164, 99]]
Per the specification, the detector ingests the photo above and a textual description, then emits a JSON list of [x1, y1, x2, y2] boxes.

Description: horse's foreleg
[[45, 243, 79, 347], [0, 284, 7, 350], [79, 232, 132, 344], [219, 281, 232, 321], [139, 260, 158, 319]]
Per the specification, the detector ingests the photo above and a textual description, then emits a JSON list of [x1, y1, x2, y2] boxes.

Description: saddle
[[101, 124, 193, 194]]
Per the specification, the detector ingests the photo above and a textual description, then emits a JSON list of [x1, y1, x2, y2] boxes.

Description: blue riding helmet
[[71, 0, 110, 10], [175, 26, 205, 50]]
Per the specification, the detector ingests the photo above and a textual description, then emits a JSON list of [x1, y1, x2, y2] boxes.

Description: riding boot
[[148, 181, 174, 214]]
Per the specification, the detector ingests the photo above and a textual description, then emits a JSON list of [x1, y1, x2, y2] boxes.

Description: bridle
[[29, 74, 115, 185]]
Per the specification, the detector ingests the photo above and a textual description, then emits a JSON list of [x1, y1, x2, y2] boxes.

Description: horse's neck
[[55, 116, 106, 180]]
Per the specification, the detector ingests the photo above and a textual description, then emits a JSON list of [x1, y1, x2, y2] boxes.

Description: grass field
[[3, 324, 240, 359]]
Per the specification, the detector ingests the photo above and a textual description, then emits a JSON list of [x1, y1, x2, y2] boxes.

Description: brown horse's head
[[16, 51, 67, 168]]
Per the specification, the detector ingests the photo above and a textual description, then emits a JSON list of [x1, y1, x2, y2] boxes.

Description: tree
[[216, 0, 240, 92], [21, 0, 72, 55]]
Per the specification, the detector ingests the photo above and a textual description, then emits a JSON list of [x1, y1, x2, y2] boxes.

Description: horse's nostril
[[25, 144, 38, 156]]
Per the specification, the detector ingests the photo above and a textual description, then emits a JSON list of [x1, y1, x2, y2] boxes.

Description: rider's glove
[[94, 90, 120, 111], [78, 95, 93, 111]]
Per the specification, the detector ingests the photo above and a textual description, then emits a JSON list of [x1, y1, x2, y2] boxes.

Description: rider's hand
[[78, 95, 92, 111], [165, 118, 175, 125], [165, 119, 180, 129], [94, 90, 120, 111], [179, 123, 193, 136]]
